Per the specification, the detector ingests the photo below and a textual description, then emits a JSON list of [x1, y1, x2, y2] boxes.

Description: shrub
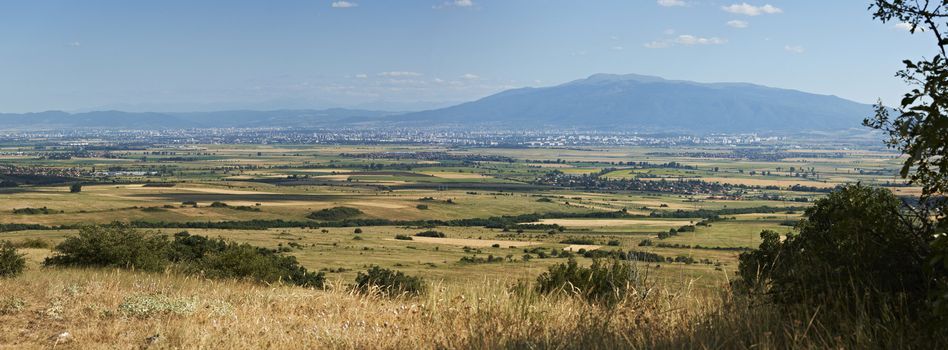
[[354, 266, 424, 296], [13, 238, 50, 249], [536, 197, 553, 203], [44, 225, 170, 272], [354, 228, 363, 234], [638, 239, 654, 247], [737, 184, 930, 306], [560, 238, 595, 245], [607, 240, 621, 246], [536, 258, 639, 305], [69, 183, 82, 193], [307, 206, 363, 220], [416, 204, 429, 210], [394, 234, 413, 241], [209, 201, 229, 208], [170, 232, 325, 288], [414, 230, 446, 238], [0, 241, 26, 277]]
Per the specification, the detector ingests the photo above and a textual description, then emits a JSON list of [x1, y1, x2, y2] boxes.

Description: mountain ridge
[[0, 74, 874, 132]]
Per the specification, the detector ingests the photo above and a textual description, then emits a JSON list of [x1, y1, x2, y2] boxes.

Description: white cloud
[[378, 71, 423, 77], [657, 0, 686, 7], [722, 3, 782, 16], [355, 73, 368, 79], [611, 46, 625, 51], [331, 1, 357, 8], [893, 22, 922, 32], [644, 41, 671, 49], [675, 35, 726, 45], [784, 45, 805, 54], [460, 73, 479, 80], [436, 0, 473, 8], [726, 20, 749, 28], [67, 41, 81, 47]]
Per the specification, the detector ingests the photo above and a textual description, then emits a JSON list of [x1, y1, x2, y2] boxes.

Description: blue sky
[[0, 0, 934, 112]]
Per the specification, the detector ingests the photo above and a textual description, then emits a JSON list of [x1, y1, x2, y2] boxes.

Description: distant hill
[[0, 74, 874, 133], [0, 109, 393, 130], [391, 73, 874, 132]]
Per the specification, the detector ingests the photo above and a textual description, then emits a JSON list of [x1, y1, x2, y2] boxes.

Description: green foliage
[[0, 241, 26, 278], [44, 224, 170, 272], [12, 207, 53, 215], [13, 238, 50, 249], [869, 1, 948, 321], [737, 185, 930, 305], [170, 232, 325, 288], [535, 258, 639, 305], [394, 234, 413, 240], [414, 230, 446, 238], [560, 238, 595, 245], [354, 266, 425, 297], [307, 206, 363, 220], [69, 183, 81, 193], [416, 204, 429, 210]]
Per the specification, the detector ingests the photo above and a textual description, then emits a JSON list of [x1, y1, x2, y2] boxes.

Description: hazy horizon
[[0, 0, 933, 113]]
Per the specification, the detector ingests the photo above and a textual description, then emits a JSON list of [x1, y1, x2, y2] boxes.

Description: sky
[[0, 0, 935, 113]]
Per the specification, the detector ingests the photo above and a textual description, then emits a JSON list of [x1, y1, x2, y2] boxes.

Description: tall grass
[[0, 268, 943, 349]]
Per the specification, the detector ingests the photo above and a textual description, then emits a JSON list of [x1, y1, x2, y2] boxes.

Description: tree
[[70, 183, 82, 193], [738, 185, 930, 305], [868, 0, 948, 318]]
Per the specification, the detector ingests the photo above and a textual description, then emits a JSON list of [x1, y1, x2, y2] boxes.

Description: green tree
[[69, 183, 82, 193], [738, 185, 930, 305], [868, 0, 948, 318]]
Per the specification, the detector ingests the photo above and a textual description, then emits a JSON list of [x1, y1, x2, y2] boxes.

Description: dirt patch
[[533, 219, 688, 227], [349, 201, 407, 209], [424, 172, 489, 179], [388, 236, 540, 247]]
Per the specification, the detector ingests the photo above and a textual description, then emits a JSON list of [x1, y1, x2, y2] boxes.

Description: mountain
[[391, 73, 874, 132], [0, 109, 393, 130], [0, 74, 874, 133]]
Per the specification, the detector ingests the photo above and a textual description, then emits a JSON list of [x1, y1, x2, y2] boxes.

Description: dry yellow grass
[[0, 268, 711, 349]]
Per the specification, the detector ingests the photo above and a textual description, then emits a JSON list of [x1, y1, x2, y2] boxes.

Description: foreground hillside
[[0, 267, 938, 349]]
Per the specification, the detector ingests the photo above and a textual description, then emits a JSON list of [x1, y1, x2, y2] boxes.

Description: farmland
[[0, 142, 908, 289]]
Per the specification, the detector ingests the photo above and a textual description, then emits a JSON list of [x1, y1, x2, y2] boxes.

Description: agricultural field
[[0, 143, 908, 290]]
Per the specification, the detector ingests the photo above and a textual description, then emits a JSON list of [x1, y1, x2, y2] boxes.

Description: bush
[[44, 225, 170, 272], [607, 240, 621, 246], [737, 185, 931, 306], [416, 204, 429, 210], [536, 258, 639, 305], [0, 241, 26, 277], [394, 234, 413, 241], [414, 230, 446, 238], [70, 183, 82, 193], [307, 206, 363, 220], [170, 232, 324, 288], [354, 266, 424, 296], [559, 238, 595, 245], [354, 228, 363, 234], [13, 238, 50, 249]]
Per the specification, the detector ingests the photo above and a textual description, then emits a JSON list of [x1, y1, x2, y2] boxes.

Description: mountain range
[[0, 74, 874, 133]]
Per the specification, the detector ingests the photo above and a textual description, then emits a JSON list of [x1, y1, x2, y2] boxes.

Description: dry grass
[[2, 267, 935, 349], [0, 268, 711, 349]]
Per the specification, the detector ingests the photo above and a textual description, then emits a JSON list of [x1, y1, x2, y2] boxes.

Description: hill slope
[[392, 74, 873, 132]]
